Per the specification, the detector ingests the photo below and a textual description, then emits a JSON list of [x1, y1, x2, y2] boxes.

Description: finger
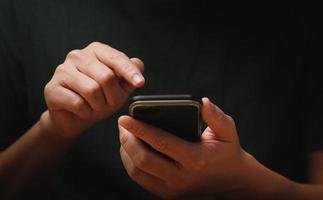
[[118, 57, 145, 94], [201, 97, 238, 143], [56, 63, 106, 111], [130, 57, 144, 73], [86, 42, 145, 87], [119, 126, 181, 181], [120, 146, 166, 197], [118, 115, 193, 165], [75, 60, 126, 106], [44, 83, 92, 119], [66, 50, 126, 106]]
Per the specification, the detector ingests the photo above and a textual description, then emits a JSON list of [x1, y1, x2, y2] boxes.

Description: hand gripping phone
[[129, 94, 201, 142]]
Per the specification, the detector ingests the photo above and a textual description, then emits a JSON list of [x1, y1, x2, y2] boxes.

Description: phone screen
[[130, 97, 201, 142]]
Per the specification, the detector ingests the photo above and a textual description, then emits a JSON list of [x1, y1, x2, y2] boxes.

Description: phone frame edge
[[129, 100, 202, 136]]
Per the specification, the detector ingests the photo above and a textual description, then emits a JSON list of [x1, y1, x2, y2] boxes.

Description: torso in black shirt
[[1, 1, 323, 199]]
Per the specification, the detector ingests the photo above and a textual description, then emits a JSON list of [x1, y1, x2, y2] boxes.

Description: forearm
[[230, 154, 323, 200], [0, 111, 75, 199]]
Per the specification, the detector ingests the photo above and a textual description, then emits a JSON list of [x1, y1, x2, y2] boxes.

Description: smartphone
[[129, 94, 201, 142]]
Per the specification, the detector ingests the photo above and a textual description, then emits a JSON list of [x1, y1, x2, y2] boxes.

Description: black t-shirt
[[1, 1, 323, 199]]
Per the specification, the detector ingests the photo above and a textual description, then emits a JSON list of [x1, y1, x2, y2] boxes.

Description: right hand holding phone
[[118, 98, 256, 199], [41, 42, 145, 139]]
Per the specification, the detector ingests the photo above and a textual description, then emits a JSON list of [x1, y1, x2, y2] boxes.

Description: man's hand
[[43, 42, 145, 138], [1, 42, 145, 198], [118, 98, 323, 200], [118, 97, 254, 199]]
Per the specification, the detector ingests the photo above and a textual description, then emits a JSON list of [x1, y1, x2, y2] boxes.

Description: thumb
[[201, 97, 239, 143]]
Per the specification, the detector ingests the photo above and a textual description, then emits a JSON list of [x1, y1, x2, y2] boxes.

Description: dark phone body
[[129, 95, 201, 142]]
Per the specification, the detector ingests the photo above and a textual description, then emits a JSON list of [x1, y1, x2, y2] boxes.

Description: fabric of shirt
[[0, 1, 323, 199]]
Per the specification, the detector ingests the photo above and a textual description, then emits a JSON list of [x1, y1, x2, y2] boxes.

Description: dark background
[[1, 1, 323, 199]]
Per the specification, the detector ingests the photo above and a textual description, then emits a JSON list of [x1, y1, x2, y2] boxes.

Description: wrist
[[38, 110, 78, 143], [229, 150, 297, 200]]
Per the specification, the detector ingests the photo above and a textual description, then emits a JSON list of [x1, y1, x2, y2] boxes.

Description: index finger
[[118, 115, 193, 165], [86, 42, 145, 87]]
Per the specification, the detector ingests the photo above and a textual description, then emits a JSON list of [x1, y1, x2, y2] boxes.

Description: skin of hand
[[0, 42, 145, 199], [118, 97, 251, 199], [42, 41, 145, 139], [118, 98, 301, 199]]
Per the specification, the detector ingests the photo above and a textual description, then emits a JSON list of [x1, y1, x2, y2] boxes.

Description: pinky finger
[[44, 84, 93, 119]]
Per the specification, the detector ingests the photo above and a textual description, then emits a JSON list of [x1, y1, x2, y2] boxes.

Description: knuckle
[[72, 98, 86, 111], [84, 82, 101, 97], [132, 58, 145, 72], [110, 54, 136, 76], [128, 166, 141, 180], [43, 83, 56, 106], [118, 52, 127, 58], [55, 64, 66, 74], [226, 114, 235, 123], [43, 83, 53, 97], [89, 41, 102, 49], [109, 52, 129, 67], [98, 70, 115, 85], [66, 49, 82, 60], [216, 111, 226, 121], [134, 152, 150, 169], [138, 62, 145, 73], [111, 51, 126, 59]]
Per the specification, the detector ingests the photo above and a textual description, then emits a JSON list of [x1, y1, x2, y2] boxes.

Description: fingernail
[[202, 97, 209, 105], [132, 73, 144, 86], [202, 97, 216, 112]]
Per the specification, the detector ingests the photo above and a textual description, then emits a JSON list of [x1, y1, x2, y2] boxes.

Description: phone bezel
[[129, 99, 202, 136]]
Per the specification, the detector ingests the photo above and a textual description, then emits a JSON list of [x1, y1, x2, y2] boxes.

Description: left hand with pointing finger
[[118, 97, 262, 199]]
